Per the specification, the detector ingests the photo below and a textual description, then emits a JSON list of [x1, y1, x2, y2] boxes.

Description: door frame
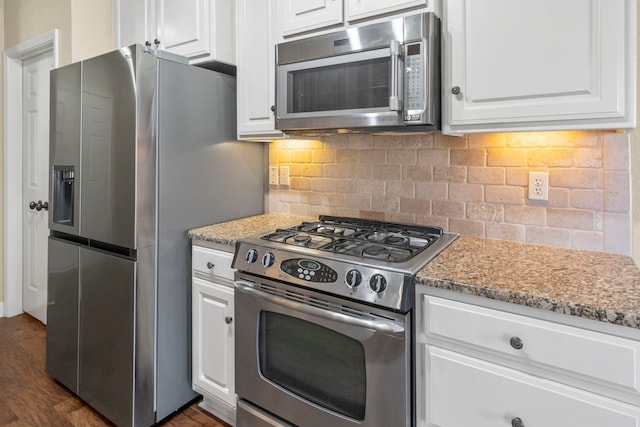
[[3, 30, 59, 317]]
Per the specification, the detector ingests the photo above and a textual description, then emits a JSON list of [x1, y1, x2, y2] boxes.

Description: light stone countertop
[[189, 214, 640, 329]]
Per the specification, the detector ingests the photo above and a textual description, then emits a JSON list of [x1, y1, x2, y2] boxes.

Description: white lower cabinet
[[192, 245, 236, 425], [416, 292, 640, 427]]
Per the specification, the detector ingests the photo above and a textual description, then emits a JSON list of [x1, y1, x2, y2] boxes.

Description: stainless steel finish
[[234, 274, 411, 427], [46, 44, 266, 427], [45, 237, 80, 394], [237, 399, 295, 427], [236, 281, 405, 334], [512, 417, 525, 427], [275, 12, 440, 132], [510, 336, 524, 350], [451, 86, 461, 95]]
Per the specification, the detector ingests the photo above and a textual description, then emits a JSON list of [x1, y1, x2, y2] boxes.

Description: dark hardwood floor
[[0, 314, 231, 427]]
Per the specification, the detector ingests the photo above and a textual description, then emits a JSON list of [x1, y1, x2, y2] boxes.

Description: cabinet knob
[[270, 105, 276, 112], [224, 316, 233, 324], [206, 262, 215, 269], [510, 336, 524, 350], [511, 417, 525, 427], [154, 38, 160, 47], [451, 86, 461, 95]]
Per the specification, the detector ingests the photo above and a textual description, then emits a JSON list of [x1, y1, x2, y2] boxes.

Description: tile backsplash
[[267, 130, 631, 255]]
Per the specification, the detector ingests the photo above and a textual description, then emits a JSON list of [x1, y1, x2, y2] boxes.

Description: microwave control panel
[[404, 41, 426, 123]]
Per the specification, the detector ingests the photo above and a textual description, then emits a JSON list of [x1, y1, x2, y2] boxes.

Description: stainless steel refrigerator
[[45, 45, 265, 427]]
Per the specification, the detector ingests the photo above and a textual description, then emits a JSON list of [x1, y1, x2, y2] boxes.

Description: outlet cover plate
[[528, 171, 549, 201]]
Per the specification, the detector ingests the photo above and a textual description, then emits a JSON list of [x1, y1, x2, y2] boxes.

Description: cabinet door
[[345, 0, 427, 22], [192, 277, 235, 407], [237, 0, 285, 139], [443, 0, 636, 134], [156, 0, 211, 58], [114, 0, 156, 48], [421, 346, 640, 427], [279, 0, 343, 36]]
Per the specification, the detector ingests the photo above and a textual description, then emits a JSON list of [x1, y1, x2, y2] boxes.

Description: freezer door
[[49, 63, 81, 235], [78, 247, 136, 427], [45, 237, 80, 393], [80, 47, 140, 248]]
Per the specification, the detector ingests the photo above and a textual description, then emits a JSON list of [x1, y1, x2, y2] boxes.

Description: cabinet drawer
[[192, 245, 234, 281], [424, 346, 640, 427], [423, 296, 640, 395]]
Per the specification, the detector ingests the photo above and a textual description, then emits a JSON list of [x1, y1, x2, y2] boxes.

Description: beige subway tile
[[547, 208, 594, 231], [373, 134, 403, 148], [359, 149, 387, 164], [415, 215, 449, 230], [549, 169, 597, 188], [485, 185, 525, 205], [603, 132, 630, 171], [354, 165, 373, 179], [403, 165, 432, 181], [571, 230, 604, 252], [400, 197, 431, 215], [288, 164, 303, 176], [333, 207, 359, 217], [415, 182, 447, 200], [505, 168, 528, 186], [468, 133, 508, 148], [311, 178, 336, 193], [570, 189, 604, 211], [604, 171, 630, 213], [359, 180, 385, 195], [386, 180, 416, 198], [290, 177, 311, 191], [335, 179, 358, 193], [526, 226, 571, 248], [324, 164, 350, 178], [507, 131, 597, 148], [312, 150, 335, 164], [449, 183, 483, 202], [278, 189, 301, 203], [300, 191, 323, 205], [417, 148, 449, 166], [359, 210, 386, 221], [335, 149, 358, 164], [451, 149, 486, 166], [548, 188, 570, 208], [290, 150, 312, 163], [527, 148, 573, 167], [290, 203, 312, 216], [372, 196, 400, 213], [301, 164, 324, 177], [321, 193, 345, 208], [323, 134, 349, 148], [468, 167, 505, 185], [344, 194, 372, 210], [486, 223, 526, 242], [466, 203, 503, 222], [278, 150, 292, 163], [347, 134, 374, 149], [400, 133, 434, 148], [386, 212, 417, 224], [432, 201, 465, 218], [372, 165, 402, 180], [433, 166, 466, 183], [574, 147, 603, 168], [449, 219, 485, 237], [310, 205, 333, 216], [487, 149, 527, 167], [603, 212, 631, 254], [388, 149, 417, 164], [504, 205, 546, 225]]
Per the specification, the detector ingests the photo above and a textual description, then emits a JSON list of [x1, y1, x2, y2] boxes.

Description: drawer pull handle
[[510, 336, 523, 350], [224, 316, 233, 325], [511, 417, 525, 427], [206, 262, 215, 269]]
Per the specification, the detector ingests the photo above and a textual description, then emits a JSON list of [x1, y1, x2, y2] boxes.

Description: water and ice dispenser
[[52, 165, 75, 226]]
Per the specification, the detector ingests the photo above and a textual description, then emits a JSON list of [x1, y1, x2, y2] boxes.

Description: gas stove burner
[[365, 232, 409, 247], [291, 233, 312, 246], [362, 245, 391, 260], [386, 235, 409, 246]]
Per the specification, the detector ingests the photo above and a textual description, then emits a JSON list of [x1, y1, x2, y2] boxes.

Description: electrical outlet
[[269, 165, 278, 185], [279, 166, 290, 186], [528, 172, 549, 201]]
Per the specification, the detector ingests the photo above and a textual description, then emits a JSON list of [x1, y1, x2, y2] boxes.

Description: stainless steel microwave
[[275, 13, 440, 132]]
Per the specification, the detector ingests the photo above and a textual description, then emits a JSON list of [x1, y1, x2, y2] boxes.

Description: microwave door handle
[[235, 281, 405, 336], [389, 40, 402, 111]]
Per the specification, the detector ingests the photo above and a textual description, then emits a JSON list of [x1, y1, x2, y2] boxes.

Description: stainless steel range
[[232, 216, 457, 427]]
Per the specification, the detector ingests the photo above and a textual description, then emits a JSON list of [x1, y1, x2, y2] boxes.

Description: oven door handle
[[235, 281, 405, 335]]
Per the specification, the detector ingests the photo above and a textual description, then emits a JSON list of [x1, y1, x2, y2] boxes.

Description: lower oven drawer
[[426, 346, 640, 427], [237, 399, 294, 427]]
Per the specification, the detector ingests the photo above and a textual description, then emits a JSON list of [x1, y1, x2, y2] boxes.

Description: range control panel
[[280, 258, 338, 283]]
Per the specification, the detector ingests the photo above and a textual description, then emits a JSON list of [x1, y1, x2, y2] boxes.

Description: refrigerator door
[[49, 62, 81, 236], [80, 47, 138, 248], [78, 247, 136, 427], [45, 237, 80, 393]]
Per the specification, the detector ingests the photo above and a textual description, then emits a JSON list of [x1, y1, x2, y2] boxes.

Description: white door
[[278, 0, 344, 36], [156, 0, 211, 58], [22, 51, 53, 323]]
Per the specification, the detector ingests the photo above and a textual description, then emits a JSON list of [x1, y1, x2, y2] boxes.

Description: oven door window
[[259, 311, 366, 420]]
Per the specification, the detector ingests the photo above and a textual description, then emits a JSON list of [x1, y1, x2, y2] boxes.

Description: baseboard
[[0, 302, 4, 317]]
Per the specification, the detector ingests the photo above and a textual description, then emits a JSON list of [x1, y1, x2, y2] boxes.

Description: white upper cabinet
[[236, 0, 285, 139], [345, 0, 428, 22], [114, 0, 235, 65], [442, 0, 637, 134], [279, 0, 344, 36]]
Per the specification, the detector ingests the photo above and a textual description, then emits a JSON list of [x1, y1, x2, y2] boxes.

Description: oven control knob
[[262, 252, 275, 268], [246, 248, 259, 264], [345, 269, 362, 289], [370, 274, 387, 294]]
